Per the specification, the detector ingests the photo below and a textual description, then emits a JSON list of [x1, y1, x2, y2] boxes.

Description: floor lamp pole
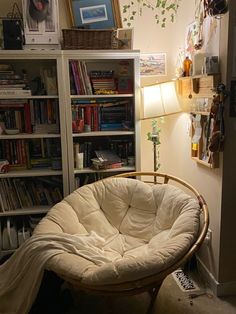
[[152, 137, 158, 184]]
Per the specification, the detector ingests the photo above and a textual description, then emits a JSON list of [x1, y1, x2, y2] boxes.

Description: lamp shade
[[142, 81, 181, 119]]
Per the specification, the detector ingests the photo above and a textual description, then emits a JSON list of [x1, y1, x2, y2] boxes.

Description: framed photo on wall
[[140, 53, 167, 76], [68, 0, 122, 29]]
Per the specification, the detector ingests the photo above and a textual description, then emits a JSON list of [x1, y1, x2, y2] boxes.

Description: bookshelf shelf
[[0, 206, 50, 217], [73, 131, 135, 137], [0, 133, 60, 140], [0, 95, 59, 100], [0, 169, 62, 178], [70, 94, 134, 99], [74, 166, 135, 174]]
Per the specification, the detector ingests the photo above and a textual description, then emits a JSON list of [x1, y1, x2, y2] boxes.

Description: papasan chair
[[33, 171, 209, 313]]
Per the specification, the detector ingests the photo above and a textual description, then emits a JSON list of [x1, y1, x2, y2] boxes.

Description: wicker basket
[[62, 29, 118, 50]]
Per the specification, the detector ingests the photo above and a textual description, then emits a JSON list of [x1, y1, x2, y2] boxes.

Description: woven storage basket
[[62, 29, 118, 50]]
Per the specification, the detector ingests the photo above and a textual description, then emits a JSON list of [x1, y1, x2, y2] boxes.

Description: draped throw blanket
[[0, 232, 112, 314]]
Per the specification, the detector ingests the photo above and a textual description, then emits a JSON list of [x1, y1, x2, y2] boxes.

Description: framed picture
[[68, 0, 122, 29], [140, 53, 166, 76], [116, 28, 133, 50]]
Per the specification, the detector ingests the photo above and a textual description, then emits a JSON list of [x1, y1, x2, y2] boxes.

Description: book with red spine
[[84, 106, 92, 131]]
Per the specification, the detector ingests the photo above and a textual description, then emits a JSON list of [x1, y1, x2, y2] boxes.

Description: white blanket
[[0, 232, 112, 314]]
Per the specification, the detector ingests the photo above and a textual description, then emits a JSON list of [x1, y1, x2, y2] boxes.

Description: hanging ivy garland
[[122, 0, 182, 28]]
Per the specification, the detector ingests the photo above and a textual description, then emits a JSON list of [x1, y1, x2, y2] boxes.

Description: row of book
[[69, 60, 93, 95], [0, 101, 31, 133], [69, 60, 133, 95], [71, 99, 133, 133], [0, 64, 31, 97], [0, 177, 63, 212], [0, 138, 61, 169], [0, 99, 60, 134]]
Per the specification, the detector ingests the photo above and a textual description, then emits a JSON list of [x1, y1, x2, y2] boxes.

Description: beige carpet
[[68, 273, 236, 314]]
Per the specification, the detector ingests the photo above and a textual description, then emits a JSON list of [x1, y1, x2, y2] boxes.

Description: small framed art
[[68, 0, 122, 29], [140, 53, 166, 76]]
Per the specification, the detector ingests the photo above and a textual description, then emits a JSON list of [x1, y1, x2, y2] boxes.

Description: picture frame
[[116, 28, 133, 50], [68, 0, 122, 29], [140, 53, 167, 76]]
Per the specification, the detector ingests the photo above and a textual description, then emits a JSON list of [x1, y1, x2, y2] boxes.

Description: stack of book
[[91, 150, 123, 170], [0, 64, 31, 97], [90, 70, 116, 94]]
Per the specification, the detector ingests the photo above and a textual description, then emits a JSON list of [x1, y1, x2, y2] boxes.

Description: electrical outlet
[[205, 229, 212, 246]]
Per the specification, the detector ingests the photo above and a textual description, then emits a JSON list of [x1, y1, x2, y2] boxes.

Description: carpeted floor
[[29, 268, 236, 314]]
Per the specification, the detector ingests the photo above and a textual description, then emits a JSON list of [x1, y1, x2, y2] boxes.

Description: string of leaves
[[123, 0, 182, 28]]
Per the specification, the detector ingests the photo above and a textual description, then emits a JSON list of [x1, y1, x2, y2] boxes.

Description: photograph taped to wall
[[140, 53, 166, 76], [22, 0, 59, 44], [68, 0, 122, 29]]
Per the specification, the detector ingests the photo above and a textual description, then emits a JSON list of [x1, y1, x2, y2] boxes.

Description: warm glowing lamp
[[142, 81, 181, 179]]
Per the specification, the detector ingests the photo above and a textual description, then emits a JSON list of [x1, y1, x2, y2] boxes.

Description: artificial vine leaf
[[122, 0, 181, 28]]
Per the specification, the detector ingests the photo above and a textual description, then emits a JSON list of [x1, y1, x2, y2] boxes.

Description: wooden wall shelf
[[177, 74, 221, 98]]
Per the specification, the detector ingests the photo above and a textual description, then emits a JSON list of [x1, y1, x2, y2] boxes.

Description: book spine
[[24, 102, 32, 133], [84, 106, 92, 131], [77, 62, 86, 95], [70, 60, 80, 95]]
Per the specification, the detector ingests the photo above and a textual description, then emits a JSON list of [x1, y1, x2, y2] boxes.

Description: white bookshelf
[[0, 50, 68, 257]]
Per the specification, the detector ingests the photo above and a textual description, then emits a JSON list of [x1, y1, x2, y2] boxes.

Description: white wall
[[0, 0, 226, 285], [119, 0, 223, 281]]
